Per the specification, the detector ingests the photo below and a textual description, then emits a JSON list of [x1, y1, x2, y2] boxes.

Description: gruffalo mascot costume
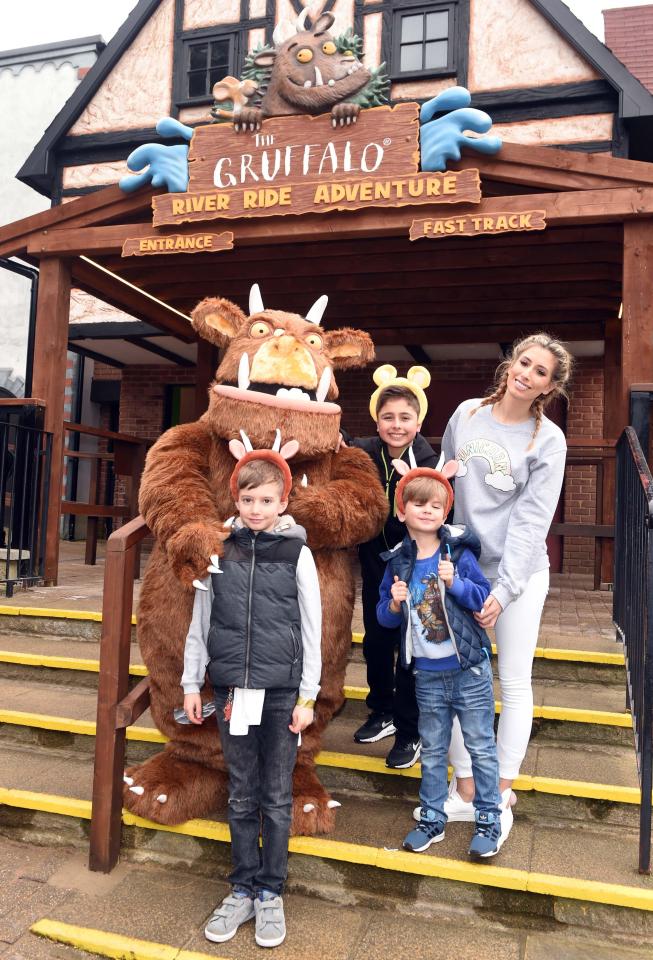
[[124, 285, 388, 834]]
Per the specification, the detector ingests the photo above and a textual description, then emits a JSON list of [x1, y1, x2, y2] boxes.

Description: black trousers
[[360, 553, 419, 741]]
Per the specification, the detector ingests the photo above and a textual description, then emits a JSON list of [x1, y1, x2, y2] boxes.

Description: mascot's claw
[[327, 800, 341, 809], [303, 803, 315, 813], [129, 785, 144, 795], [192, 579, 208, 591], [166, 520, 229, 589], [156, 794, 168, 804], [123, 774, 134, 786]]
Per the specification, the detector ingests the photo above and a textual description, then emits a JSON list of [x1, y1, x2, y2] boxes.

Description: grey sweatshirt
[[441, 399, 566, 611], [181, 514, 322, 702]]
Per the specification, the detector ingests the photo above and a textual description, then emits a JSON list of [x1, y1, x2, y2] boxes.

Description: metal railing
[[613, 426, 653, 874], [0, 417, 52, 597]]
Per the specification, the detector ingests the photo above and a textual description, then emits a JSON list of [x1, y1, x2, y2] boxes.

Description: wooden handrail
[[89, 514, 150, 873], [64, 420, 147, 446]]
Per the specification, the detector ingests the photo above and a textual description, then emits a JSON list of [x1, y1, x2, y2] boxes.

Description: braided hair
[[470, 333, 573, 449]]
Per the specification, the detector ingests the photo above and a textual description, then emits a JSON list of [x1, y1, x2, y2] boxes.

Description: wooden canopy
[[2, 139, 653, 582]]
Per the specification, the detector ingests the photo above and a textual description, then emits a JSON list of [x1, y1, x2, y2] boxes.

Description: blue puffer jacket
[[377, 525, 491, 671]]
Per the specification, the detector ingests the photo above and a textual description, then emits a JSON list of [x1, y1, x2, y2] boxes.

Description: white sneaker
[[499, 787, 514, 847], [412, 777, 475, 823]]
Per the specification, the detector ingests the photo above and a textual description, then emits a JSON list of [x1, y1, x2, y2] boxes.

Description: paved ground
[[1, 834, 652, 960]]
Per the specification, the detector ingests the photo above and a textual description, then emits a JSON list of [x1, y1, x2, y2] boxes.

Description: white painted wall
[[0, 43, 99, 394]]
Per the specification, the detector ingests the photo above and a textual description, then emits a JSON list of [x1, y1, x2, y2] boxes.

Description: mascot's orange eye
[[249, 321, 271, 338], [322, 41, 336, 55], [305, 333, 323, 348], [296, 47, 313, 63], [343, 49, 354, 56]]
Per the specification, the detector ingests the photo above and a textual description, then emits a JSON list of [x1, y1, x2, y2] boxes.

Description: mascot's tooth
[[123, 775, 134, 786], [303, 803, 315, 813], [316, 366, 331, 403], [301, 474, 308, 487], [314, 66, 324, 86], [156, 794, 168, 803], [129, 785, 144, 795], [238, 353, 250, 390], [303, 80, 312, 88], [327, 800, 342, 808], [328, 78, 335, 86], [276, 387, 290, 398]]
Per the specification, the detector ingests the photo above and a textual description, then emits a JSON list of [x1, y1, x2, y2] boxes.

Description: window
[[183, 34, 235, 102], [392, 2, 456, 79]]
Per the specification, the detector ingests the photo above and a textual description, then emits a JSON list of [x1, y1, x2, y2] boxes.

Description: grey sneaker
[[204, 893, 255, 943], [254, 895, 286, 948]]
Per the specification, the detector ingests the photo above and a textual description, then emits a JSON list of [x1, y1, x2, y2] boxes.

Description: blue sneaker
[[469, 810, 503, 859], [403, 817, 445, 852]]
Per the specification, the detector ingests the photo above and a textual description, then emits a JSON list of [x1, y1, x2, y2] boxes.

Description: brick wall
[[605, 5, 653, 94], [561, 357, 604, 575], [118, 365, 196, 442]]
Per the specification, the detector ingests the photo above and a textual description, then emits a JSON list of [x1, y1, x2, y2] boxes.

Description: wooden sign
[[121, 231, 234, 257], [409, 209, 547, 241], [152, 103, 481, 226]]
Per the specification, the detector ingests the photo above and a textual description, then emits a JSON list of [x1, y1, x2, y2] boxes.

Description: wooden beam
[[31, 258, 72, 584], [22, 186, 653, 261], [356, 320, 605, 345], [0, 184, 155, 258], [71, 258, 194, 342]]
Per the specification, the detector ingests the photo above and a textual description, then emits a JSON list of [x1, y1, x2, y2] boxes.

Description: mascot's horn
[[295, 7, 309, 32], [306, 294, 328, 325], [249, 284, 264, 315]]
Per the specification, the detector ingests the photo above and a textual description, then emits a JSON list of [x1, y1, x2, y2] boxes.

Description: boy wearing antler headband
[[376, 456, 511, 859], [181, 431, 321, 950]]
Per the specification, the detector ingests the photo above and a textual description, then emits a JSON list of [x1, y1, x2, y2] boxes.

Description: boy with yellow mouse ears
[[343, 365, 438, 769]]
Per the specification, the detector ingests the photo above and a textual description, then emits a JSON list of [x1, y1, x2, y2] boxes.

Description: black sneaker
[[386, 736, 422, 769], [353, 713, 396, 743]]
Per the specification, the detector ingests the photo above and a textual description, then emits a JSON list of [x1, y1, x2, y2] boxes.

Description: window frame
[[390, 0, 458, 82], [177, 27, 239, 109]]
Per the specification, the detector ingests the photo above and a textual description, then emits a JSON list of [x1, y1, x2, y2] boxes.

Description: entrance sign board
[[152, 104, 481, 227], [409, 210, 547, 241], [121, 231, 234, 257]]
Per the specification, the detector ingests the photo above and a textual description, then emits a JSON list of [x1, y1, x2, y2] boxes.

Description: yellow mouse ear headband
[[369, 364, 431, 423]]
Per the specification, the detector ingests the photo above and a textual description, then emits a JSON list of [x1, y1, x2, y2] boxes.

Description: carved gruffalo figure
[[124, 286, 388, 835], [234, 11, 372, 129]]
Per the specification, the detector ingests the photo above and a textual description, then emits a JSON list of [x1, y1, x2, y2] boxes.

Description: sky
[[2, 0, 653, 50]]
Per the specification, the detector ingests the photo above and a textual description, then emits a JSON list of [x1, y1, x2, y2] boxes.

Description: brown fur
[[126, 295, 388, 834]]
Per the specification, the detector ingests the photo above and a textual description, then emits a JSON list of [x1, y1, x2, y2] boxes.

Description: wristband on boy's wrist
[[296, 696, 315, 709]]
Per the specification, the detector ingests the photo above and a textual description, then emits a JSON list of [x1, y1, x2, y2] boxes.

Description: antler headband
[[393, 449, 457, 515], [228, 429, 298, 501]]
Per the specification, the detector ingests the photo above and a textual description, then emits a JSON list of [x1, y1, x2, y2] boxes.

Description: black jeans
[[215, 686, 299, 896], [361, 563, 419, 742]]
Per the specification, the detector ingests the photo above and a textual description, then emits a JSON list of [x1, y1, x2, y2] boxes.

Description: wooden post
[[195, 340, 219, 418], [603, 221, 653, 584], [31, 258, 72, 584], [89, 515, 148, 872]]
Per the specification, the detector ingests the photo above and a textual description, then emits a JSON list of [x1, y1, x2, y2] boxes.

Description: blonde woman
[[440, 334, 573, 819]]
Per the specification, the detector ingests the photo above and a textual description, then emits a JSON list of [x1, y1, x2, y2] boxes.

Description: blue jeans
[[415, 657, 500, 823], [215, 687, 299, 896]]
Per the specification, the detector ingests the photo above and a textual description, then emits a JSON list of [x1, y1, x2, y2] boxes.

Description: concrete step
[[1, 743, 653, 940], [2, 837, 651, 960], [0, 675, 640, 825]]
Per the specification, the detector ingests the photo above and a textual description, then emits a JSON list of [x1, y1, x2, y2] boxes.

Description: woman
[[440, 333, 573, 818]]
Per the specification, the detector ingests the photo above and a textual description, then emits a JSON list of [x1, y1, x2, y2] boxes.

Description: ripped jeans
[[215, 686, 299, 896]]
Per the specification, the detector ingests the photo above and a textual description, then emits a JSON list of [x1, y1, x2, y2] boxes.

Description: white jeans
[[449, 567, 550, 781]]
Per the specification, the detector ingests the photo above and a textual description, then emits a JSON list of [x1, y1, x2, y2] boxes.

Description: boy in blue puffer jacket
[[376, 457, 511, 859]]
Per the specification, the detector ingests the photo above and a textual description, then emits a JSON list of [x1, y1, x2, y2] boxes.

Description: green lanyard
[[380, 444, 409, 548]]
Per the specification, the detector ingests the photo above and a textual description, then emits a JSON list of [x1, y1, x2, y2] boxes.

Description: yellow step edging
[[0, 608, 624, 667], [0, 710, 640, 805], [1, 786, 651, 913], [31, 919, 227, 960]]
